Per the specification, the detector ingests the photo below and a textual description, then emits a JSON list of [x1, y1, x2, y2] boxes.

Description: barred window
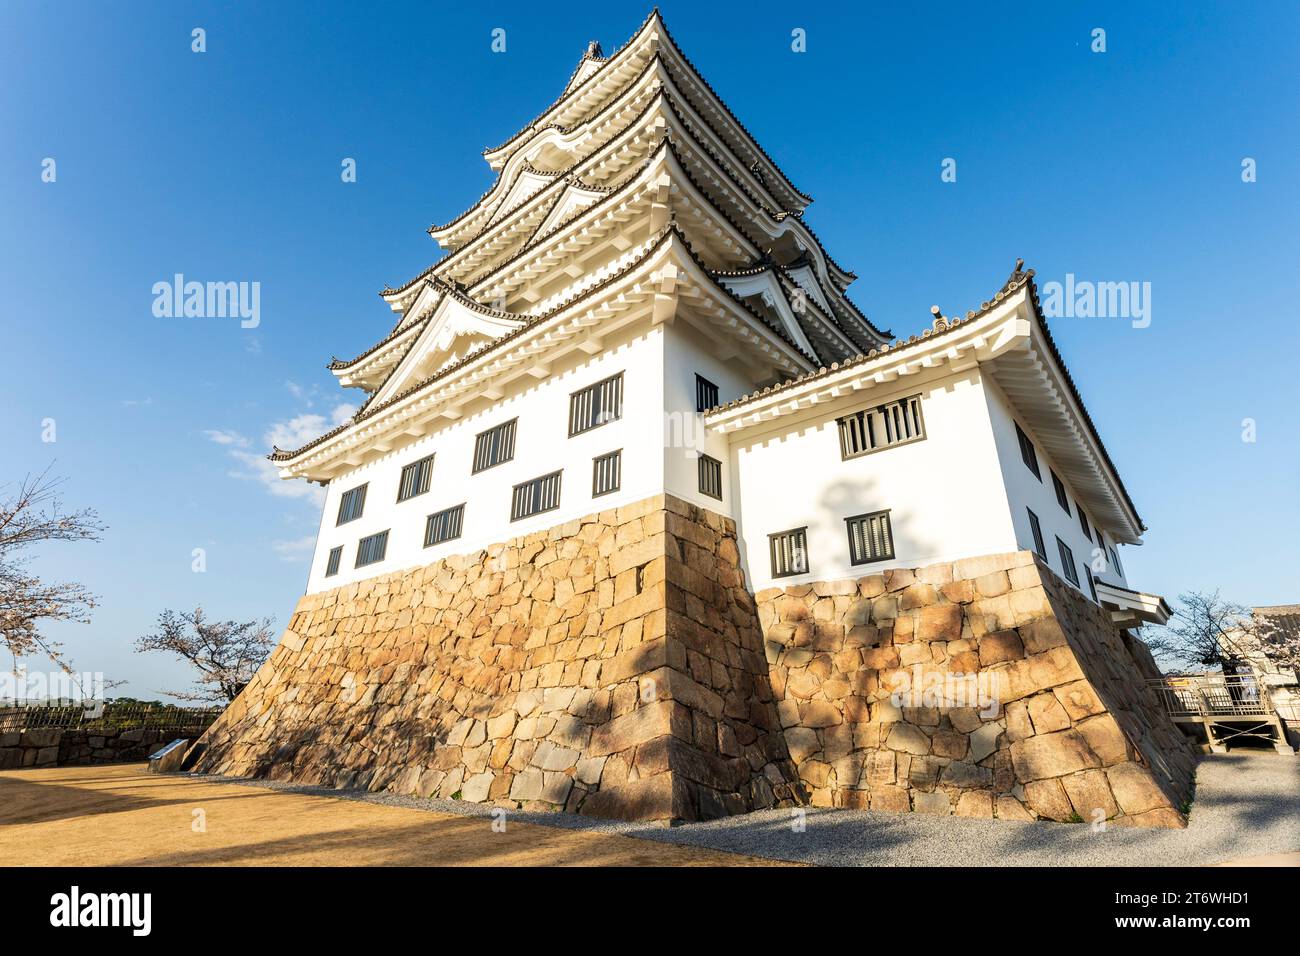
[[397, 454, 434, 502], [355, 530, 389, 568], [1015, 422, 1041, 480], [1051, 471, 1070, 514], [836, 395, 925, 460], [325, 546, 343, 577], [1027, 508, 1046, 559], [473, 419, 517, 473], [845, 510, 894, 565], [1078, 508, 1092, 542], [695, 374, 719, 413], [424, 504, 465, 547], [1057, 537, 1080, 587], [511, 471, 562, 521], [337, 483, 367, 525], [569, 373, 623, 436], [769, 527, 809, 578], [697, 454, 722, 500], [592, 450, 621, 497]]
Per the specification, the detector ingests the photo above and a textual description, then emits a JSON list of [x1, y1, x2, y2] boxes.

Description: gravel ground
[[202, 751, 1299, 866]]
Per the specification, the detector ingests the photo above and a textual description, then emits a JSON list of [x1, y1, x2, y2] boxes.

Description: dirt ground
[[0, 764, 790, 867]]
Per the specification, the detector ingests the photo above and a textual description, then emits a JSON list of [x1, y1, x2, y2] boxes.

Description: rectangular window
[[569, 372, 623, 436], [325, 546, 343, 577], [397, 454, 435, 502], [1078, 509, 1092, 542], [1108, 546, 1122, 577], [592, 450, 621, 497], [472, 419, 517, 473], [511, 470, 562, 521], [355, 530, 389, 568], [1051, 471, 1070, 514], [1057, 537, 1080, 587], [1027, 508, 1046, 559], [836, 394, 925, 460], [697, 454, 723, 500], [424, 504, 465, 547], [1086, 566, 1099, 603], [845, 510, 894, 565], [695, 374, 719, 413], [336, 483, 367, 525], [769, 527, 809, 578], [1015, 422, 1041, 480]]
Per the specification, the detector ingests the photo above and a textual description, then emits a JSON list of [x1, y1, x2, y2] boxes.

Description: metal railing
[[0, 701, 222, 734], [1147, 674, 1275, 719]]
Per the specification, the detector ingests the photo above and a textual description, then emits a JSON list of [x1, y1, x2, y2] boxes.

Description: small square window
[[845, 510, 894, 565], [473, 419, 517, 473], [769, 527, 809, 578], [424, 504, 465, 547], [697, 454, 723, 500], [1027, 508, 1046, 559], [1056, 537, 1080, 587], [355, 530, 389, 568], [1051, 471, 1070, 514], [336, 483, 367, 525], [1015, 422, 1041, 481], [397, 454, 435, 502], [569, 373, 623, 436], [511, 471, 562, 521], [592, 450, 621, 497], [695, 374, 719, 413], [325, 546, 343, 577]]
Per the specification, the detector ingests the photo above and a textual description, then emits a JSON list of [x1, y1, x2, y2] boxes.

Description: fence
[[0, 701, 223, 735], [1146, 674, 1275, 719]]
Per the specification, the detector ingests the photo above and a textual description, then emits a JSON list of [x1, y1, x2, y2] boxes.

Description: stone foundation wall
[[0, 727, 198, 769], [756, 552, 1197, 826], [195, 495, 802, 822], [197, 496, 1194, 828]]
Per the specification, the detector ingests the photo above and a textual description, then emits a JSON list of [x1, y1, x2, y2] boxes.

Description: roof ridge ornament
[[585, 40, 604, 58]]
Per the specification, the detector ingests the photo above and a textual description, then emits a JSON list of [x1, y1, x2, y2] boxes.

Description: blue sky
[[2, 1, 1297, 700]]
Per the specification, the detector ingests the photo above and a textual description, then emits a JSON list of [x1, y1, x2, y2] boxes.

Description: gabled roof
[[271, 225, 816, 467], [705, 261, 1147, 539], [481, 10, 813, 213]]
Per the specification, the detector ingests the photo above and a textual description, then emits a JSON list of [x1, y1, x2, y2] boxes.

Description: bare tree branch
[[135, 608, 275, 702], [0, 467, 104, 666]]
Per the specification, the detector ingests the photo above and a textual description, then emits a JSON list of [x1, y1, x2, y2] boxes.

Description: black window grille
[[1015, 422, 1041, 480], [592, 450, 621, 497], [695, 374, 719, 413], [337, 483, 367, 525], [511, 471, 562, 521], [569, 373, 623, 436], [1057, 537, 1080, 587], [769, 528, 809, 578], [355, 530, 389, 568], [697, 454, 723, 500], [836, 395, 925, 460], [1028, 508, 1046, 559], [845, 510, 894, 565], [325, 546, 343, 577], [1051, 471, 1070, 514], [472, 419, 517, 473], [397, 454, 434, 502], [424, 504, 465, 547]]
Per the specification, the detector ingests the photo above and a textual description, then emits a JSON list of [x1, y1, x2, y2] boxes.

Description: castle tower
[[196, 12, 1196, 826]]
